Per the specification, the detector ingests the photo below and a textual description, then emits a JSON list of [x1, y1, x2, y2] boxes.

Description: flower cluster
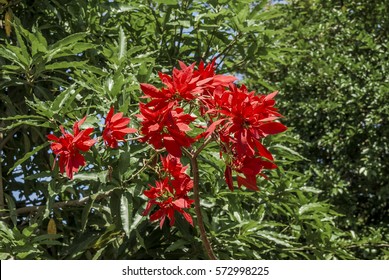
[[204, 84, 287, 191], [142, 155, 194, 228], [47, 107, 136, 179], [138, 60, 287, 227], [48, 60, 286, 229], [139, 60, 286, 189], [47, 117, 96, 180], [138, 60, 236, 157]]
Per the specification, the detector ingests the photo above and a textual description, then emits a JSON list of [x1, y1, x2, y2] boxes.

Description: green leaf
[[51, 85, 79, 113], [32, 234, 62, 243], [118, 27, 127, 61], [13, 17, 31, 65], [120, 194, 131, 237], [257, 230, 294, 247], [165, 239, 189, 252], [0, 221, 14, 239], [49, 33, 88, 51], [44, 60, 87, 71], [7, 142, 49, 175], [0, 120, 50, 132], [271, 144, 309, 161], [154, 0, 178, 5], [0, 45, 29, 68], [22, 224, 38, 237], [72, 172, 107, 182], [4, 194, 17, 227], [81, 198, 95, 232], [299, 203, 328, 216], [0, 115, 46, 121]]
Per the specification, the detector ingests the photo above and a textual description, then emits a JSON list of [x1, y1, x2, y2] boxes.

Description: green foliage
[[1, 0, 387, 259], [252, 0, 389, 259]]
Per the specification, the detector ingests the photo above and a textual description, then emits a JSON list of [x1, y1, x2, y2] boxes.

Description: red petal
[[224, 166, 234, 191], [140, 83, 161, 98], [172, 198, 188, 209], [204, 118, 225, 138], [181, 211, 193, 226], [163, 137, 182, 157], [259, 122, 287, 135], [47, 134, 59, 142], [264, 91, 278, 101], [112, 118, 130, 128], [237, 175, 259, 191], [255, 141, 274, 161], [105, 107, 114, 123], [111, 112, 124, 123], [212, 75, 237, 86]]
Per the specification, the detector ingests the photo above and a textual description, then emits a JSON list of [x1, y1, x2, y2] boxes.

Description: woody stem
[[185, 149, 217, 260]]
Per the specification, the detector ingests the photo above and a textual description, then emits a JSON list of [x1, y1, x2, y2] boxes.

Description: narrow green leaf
[[271, 144, 309, 161], [44, 60, 87, 71], [0, 45, 29, 68], [49, 33, 87, 50], [8, 142, 49, 175], [0, 115, 46, 121], [120, 194, 131, 237], [0, 120, 50, 132], [118, 27, 127, 61], [154, 0, 178, 5], [22, 224, 38, 237], [4, 194, 17, 227], [32, 234, 62, 243], [165, 239, 189, 252], [51, 85, 79, 113], [0, 221, 14, 239], [72, 171, 107, 182], [299, 203, 328, 216], [13, 17, 31, 65], [257, 230, 294, 247], [81, 198, 95, 232]]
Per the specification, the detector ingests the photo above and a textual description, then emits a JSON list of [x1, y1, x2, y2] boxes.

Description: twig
[[7, 190, 113, 217], [0, 140, 4, 211], [123, 148, 163, 183], [194, 136, 213, 158], [214, 32, 243, 67]]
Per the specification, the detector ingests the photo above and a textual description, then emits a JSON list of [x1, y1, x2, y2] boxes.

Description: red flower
[[161, 154, 188, 179], [142, 157, 194, 228], [140, 60, 236, 107], [203, 84, 287, 191], [206, 84, 287, 159], [102, 107, 137, 148], [137, 102, 195, 157], [47, 117, 96, 179]]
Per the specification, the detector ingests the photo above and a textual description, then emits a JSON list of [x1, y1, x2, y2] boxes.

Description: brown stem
[[0, 146, 4, 211], [184, 149, 217, 260]]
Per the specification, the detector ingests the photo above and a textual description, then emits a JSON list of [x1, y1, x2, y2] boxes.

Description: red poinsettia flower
[[140, 60, 236, 108], [143, 174, 194, 228], [47, 117, 96, 179], [205, 84, 287, 158], [143, 155, 194, 228], [224, 155, 277, 191], [137, 102, 195, 157], [160, 154, 188, 179], [102, 107, 137, 148]]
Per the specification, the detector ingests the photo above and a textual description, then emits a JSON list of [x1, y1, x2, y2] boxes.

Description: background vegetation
[[0, 0, 387, 259]]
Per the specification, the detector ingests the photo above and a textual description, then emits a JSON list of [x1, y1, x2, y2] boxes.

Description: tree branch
[[3, 190, 113, 217], [0, 144, 4, 211], [213, 32, 242, 67], [184, 148, 217, 260]]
